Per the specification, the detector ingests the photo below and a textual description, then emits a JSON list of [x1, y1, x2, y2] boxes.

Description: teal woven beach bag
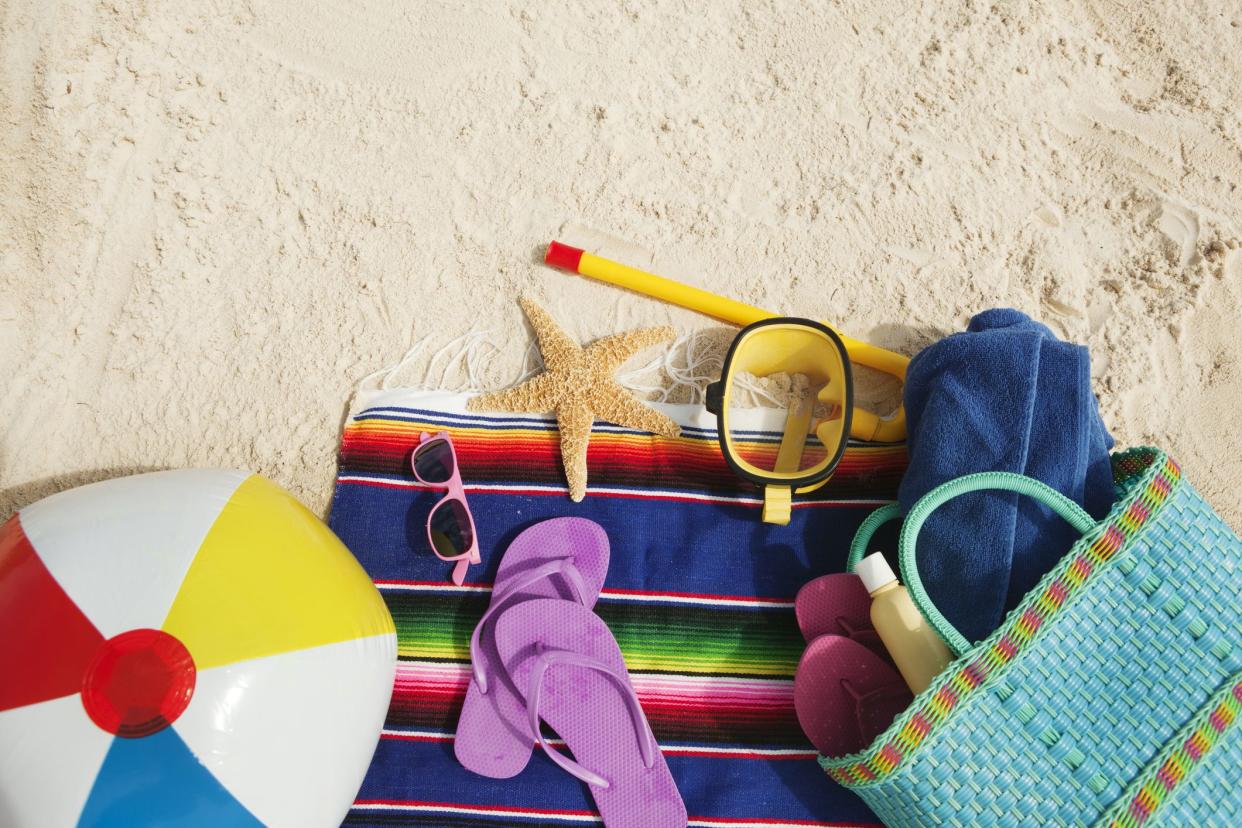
[[823, 448, 1241, 827]]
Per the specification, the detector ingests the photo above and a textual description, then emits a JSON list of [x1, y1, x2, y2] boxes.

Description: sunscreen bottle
[[855, 552, 952, 694]]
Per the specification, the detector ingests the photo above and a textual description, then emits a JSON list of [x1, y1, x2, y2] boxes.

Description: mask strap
[[762, 485, 792, 525]]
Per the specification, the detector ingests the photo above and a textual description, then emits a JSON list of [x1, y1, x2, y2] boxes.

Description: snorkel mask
[[706, 318, 853, 525], [542, 240, 909, 522]]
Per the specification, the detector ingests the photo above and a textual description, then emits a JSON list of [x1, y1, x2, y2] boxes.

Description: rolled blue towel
[[898, 308, 1115, 643]]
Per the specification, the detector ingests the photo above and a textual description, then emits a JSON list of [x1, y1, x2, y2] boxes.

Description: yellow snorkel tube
[[545, 241, 908, 443]]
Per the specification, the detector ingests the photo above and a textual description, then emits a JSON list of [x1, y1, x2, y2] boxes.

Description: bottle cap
[[855, 552, 898, 593]]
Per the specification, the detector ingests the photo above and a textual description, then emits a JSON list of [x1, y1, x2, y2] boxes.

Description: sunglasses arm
[[450, 557, 471, 586]]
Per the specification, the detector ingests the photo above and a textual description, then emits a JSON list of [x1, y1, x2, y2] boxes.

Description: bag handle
[[847, 472, 1099, 656]]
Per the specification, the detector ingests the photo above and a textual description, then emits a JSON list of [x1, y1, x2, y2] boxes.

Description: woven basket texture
[[820, 448, 1242, 827]]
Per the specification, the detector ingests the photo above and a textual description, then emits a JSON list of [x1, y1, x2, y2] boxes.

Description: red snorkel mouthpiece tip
[[545, 241, 585, 273]]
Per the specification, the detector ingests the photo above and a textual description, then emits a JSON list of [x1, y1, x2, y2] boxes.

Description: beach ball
[[0, 470, 397, 827]]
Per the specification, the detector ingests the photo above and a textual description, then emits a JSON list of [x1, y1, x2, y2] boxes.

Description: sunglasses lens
[[413, 439, 456, 484], [429, 498, 474, 559]]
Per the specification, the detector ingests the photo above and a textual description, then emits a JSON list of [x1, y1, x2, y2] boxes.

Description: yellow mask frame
[[705, 318, 853, 525]]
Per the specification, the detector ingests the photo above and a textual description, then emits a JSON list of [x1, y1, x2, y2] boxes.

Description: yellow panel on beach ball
[[162, 475, 395, 670]]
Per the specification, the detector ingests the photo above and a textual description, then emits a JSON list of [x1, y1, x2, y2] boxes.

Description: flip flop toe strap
[[471, 558, 590, 693], [525, 644, 656, 789]]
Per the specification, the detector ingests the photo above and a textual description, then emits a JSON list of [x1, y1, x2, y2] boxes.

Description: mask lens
[[727, 373, 836, 473], [413, 438, 456, 484], [429, 498, 474, 559]]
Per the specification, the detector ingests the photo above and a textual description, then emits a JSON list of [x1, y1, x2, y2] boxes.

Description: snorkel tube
[[545, 240, 908, 443]]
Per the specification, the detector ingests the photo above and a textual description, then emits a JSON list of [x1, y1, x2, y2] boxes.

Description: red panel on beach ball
[[0, 517, 104, 713]]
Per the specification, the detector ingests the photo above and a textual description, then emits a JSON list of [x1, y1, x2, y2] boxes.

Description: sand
[[2, 0, 1240, 528]]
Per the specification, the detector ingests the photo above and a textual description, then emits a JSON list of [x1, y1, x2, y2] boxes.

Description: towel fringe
[[351, 325, 819, 415], [354, 327, 744, 408]]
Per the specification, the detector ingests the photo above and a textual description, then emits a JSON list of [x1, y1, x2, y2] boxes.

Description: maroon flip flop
[[494, 599, 686, 828], [455, 518, 610, 779], [795, 572, 889, 661], [793, 635, 912, 758]]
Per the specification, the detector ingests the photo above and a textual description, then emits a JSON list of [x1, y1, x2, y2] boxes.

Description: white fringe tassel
[[355, 327, 737, 406]]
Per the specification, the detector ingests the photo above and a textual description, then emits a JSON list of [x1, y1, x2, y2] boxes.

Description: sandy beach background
[[2, 0, 1239, 528]]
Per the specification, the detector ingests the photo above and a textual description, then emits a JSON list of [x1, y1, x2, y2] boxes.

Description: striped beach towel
[[329, 390, 906, 827]]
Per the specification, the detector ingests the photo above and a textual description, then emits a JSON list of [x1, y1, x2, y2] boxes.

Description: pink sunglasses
[[411, 431, 480, 585]]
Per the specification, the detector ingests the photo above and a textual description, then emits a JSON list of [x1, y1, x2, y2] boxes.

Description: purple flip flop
[[494, 599, 686, 828], [793, 635, 912, 757], [455, 518, 610, 779], [795, 572, 888, 660]]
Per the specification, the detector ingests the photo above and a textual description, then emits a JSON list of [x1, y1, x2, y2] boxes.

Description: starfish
[[468, 297, 680, 501]]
